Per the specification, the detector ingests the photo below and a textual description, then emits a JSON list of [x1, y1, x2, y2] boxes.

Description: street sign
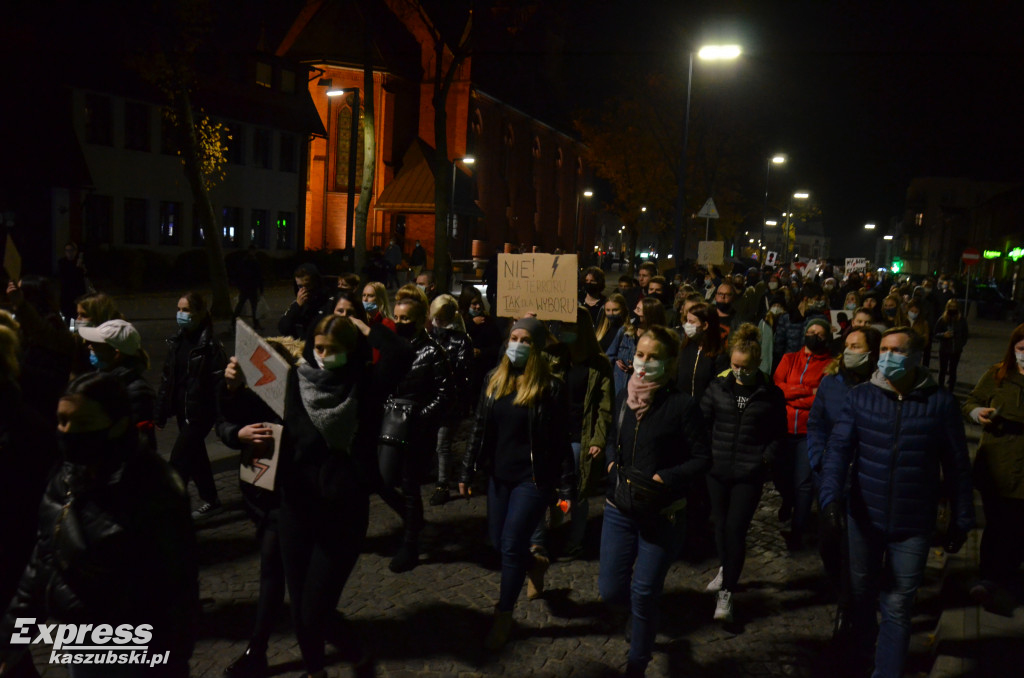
[[697, 198, 719, 219], [961, 247, 980, 266]]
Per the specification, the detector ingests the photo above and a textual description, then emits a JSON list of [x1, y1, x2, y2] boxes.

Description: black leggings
[[250, 511, 285, 651], [278, 494, 369, 673], [169, 417, 217, 504], [706, 475, 763, 591], [938, 348, 962, 389], [379, 439, 428, 543]]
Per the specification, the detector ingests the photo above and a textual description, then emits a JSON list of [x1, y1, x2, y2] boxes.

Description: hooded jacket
[[819, 368, 975, 538], [155, 317, 226, 430], [700, 371, 786, 483], [773, 348, 832, 435]]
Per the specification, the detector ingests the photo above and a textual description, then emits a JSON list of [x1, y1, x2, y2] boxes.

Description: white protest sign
[[235, 319, 290, 418], [804, 259, 819, 278], [845, 257, 867, 274], [496, 253, 578, 322], [697, 240, 725, 266], [765, 251, 778, 266], [238, 422, 282, 491]]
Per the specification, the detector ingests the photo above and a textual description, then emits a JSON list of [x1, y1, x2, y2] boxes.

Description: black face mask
[[804, 334, 828, 354], [717, 300, 732, 313], [58, 429, 112, 466], [607, 314, 624, 327], [629, 313, 641, 328], [584, 282, 603, 297], [395, 322, 418, 340]]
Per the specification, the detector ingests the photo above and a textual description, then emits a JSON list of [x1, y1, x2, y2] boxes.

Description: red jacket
[[773, 349, 832, 435]]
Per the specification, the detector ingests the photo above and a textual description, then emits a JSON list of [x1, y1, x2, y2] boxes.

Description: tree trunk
[[177, 89, 231, 317], [433, 78, 452, 291], [354, 16, 376, 278]]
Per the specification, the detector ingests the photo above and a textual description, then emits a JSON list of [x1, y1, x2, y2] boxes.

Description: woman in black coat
[[458, 317, 575, 652], [699, 324, 786, 623], [599, 325, 711, 677], [155, 292, 227, 518]]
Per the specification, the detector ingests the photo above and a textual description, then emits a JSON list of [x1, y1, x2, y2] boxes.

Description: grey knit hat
[[512, 316, 548, 347]]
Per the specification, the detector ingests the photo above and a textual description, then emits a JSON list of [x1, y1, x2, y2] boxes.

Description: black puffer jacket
[[277, 287, 333, 340], [605, 385, 711, 506], [108, 362, 157, 452], [700, 372, 787, 482], [155, 318, 226, 430], [460, 374, 576, 500], [432, 326, 474, 408], [391, 330, 454, 421], [0, 441, 197, 676], [675, 340, 729, 402]]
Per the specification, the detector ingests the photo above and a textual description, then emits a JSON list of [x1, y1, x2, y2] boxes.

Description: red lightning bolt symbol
[[250, 345, 276, 386], [251, 458, 270, 484]]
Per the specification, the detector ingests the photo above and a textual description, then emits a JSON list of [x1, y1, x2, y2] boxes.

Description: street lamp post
[[449, 156, 474, 240], [573, 189, 593, 254], [761, 154, 786, 260], [785, 191, 809, 262], [671, 44, 741, 268], [317, 79, 346, 251]]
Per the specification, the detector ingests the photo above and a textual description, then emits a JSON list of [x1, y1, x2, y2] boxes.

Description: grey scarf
[[297, 364, 358, 453]]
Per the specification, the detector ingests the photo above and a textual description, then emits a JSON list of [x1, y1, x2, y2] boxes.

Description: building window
[[227, 123, 246, 164], [335, 103, 365, 190], [123, 198, 149, 245], [914, 212, 923, 226], [124, 101, 151, 151], [84, 94, 113, 146], [280, 69, 296, 94], [279, 133, 297, 172], [222, 206, 241, 247], [250, 209, 269, 248], [83, 194, 113, 245], [276, 211, 294, 249], [159, 201, 182, 245], [471, 108, 483, 136], [256, 61, 273, 88], [253, 128, 272, 168]]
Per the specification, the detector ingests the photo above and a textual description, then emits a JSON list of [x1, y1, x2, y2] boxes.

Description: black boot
[[389, 540, 420, 573], [223, 644, 268, 678]]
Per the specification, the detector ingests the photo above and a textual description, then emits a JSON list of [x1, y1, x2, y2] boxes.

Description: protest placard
[[845, 257, 867, 274], [238, 422, 282, 491], [235, 319, 290, 418], [697, 240, 725, 266], [3, 235, 21, 281], [495, 253, 577, 322]]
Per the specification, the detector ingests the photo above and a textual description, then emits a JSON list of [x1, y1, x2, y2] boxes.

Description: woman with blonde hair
[[361, 281, 394, 324], [458, 317, 574, 650], [595, 293, 627, 352], [429, 294, 473, 505]]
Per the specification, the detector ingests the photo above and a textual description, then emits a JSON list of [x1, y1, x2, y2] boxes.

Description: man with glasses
[[818, 327, 974, 678]]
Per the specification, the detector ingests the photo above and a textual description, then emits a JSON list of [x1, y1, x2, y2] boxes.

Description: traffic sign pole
[[961, 248, 980, 315]]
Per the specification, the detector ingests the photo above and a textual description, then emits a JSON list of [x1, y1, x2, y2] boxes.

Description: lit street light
[[883, 234, 894, 240], [449, 156, 474, 238], [864, 223, 876, 230], [573, 188, 594, 253], [672, 43, 742, 268], [784, 191, 809, 262], [765, 220, 777, 226], [761, 153, 786, 257]]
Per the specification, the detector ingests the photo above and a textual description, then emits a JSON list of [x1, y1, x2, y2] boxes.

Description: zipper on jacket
[[692, 345, 702, 395], [885, 394, 904, 534]]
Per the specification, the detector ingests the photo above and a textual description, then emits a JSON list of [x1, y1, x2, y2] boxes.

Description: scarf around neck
[[626, 373, 662, 420], [296, 364, 359, 453]]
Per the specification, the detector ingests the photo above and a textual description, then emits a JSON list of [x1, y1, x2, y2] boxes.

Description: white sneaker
[[706, 567, 724, 592], [714, 589, 733, 622]]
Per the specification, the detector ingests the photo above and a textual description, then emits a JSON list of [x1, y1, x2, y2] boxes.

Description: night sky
[[473, 0, 1024, 258]]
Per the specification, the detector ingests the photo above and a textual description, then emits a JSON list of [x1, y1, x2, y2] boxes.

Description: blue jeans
[[788, 435, 812, 537], [530, 443, 588, 551], [847, 517, 930, 678], [599, 502, 686, 672], [488, 477, 550, 611]]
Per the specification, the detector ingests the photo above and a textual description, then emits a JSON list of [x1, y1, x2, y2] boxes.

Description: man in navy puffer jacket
[[819, 327, 974, 678]]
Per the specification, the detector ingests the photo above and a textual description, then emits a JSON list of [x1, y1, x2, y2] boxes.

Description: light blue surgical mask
[[176, 311, 192, 328], [363, 301, 378, 313], [877, 350, 920, 382], [505, 342, 531, 368], [468, 307, 482, 317]]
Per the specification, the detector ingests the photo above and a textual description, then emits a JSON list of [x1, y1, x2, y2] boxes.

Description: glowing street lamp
[[864, 223, 876, 230], [449, 156, 474, 238], [672, 43, 742, 266], [761, 153, 786, 254]]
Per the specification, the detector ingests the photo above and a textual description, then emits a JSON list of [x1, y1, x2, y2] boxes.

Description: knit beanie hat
[[805, 317, 832, 335], [512, 316, 548, 347]]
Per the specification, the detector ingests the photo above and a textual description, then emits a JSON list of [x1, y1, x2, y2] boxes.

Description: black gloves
[[944, 524, 967, 554], [819, 501, 845, 545]]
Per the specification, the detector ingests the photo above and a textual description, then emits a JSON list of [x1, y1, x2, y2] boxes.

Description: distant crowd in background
[[0, 241, 1022, 678]]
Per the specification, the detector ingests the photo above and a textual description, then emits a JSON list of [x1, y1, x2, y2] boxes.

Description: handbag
[[611, 401, 670, 519], [378, 397, 419, 447]]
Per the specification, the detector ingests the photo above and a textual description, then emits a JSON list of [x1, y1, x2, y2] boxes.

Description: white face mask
[[907, 311, 919, 322], [768, 281, 779, 290], [1016, 350, 1024, 368], [632, 357, 665, 382], [769, 305, 786, 316], [682, 322, 700, 338], [843, 349, 871, 371], [732, 367, 757, 384]]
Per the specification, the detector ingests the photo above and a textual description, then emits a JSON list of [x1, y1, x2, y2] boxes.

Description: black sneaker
[[223, 644, 267, 678], [429, 485, 449, 506], [192, 501, 222, 521], [388, 542, 419, 573]]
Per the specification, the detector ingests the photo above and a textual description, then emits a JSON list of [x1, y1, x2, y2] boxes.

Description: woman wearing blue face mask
[[600, 325, 711, 676], [361, 282, 395, 332], [458, 317, 575, 651], [155, 291, 227, 519], [700, 324, 786, 624]]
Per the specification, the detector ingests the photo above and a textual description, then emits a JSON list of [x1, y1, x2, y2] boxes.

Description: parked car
[[958, 283, 1015, 321]]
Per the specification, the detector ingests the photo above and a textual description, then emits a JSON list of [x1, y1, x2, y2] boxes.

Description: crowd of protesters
[[0, 243, 1021, 678]]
